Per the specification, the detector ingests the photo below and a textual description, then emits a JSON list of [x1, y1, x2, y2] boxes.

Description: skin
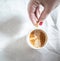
[[28, 0, 60, 26]]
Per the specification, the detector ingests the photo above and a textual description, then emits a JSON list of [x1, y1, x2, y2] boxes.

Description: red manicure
[[39, 22, 43, 26]]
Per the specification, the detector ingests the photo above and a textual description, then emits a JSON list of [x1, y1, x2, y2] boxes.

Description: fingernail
[[39, 22, 43, 26]]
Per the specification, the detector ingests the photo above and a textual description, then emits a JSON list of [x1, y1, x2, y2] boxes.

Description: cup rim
[[26, 29, 48, 49]]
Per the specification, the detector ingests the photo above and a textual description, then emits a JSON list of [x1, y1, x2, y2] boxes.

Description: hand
[[28, 0, 59, 26]]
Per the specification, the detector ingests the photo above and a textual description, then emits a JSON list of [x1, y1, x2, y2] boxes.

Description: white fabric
[[0, 0, 60, 61]]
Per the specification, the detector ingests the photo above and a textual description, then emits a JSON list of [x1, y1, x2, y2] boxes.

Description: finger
[[38, 6, 51, 23], [28, 0, 39, 25]]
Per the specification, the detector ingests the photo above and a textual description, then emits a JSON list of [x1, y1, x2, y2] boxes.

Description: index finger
[[28, 0, 39, 25]]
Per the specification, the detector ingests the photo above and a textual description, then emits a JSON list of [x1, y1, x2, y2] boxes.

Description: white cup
[[26, 29, 48, 49]]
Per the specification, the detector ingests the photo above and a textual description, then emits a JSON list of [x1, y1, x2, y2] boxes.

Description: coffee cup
[[27, 29, 48, 49]]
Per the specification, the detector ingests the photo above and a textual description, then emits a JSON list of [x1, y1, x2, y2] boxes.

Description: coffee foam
[[29, 29, 48, 48]]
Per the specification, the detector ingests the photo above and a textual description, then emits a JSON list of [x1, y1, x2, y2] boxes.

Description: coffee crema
[[29, 29, 47, 48]]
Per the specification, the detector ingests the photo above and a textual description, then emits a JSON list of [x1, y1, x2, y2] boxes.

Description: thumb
[[38, 7, 51, 23]]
